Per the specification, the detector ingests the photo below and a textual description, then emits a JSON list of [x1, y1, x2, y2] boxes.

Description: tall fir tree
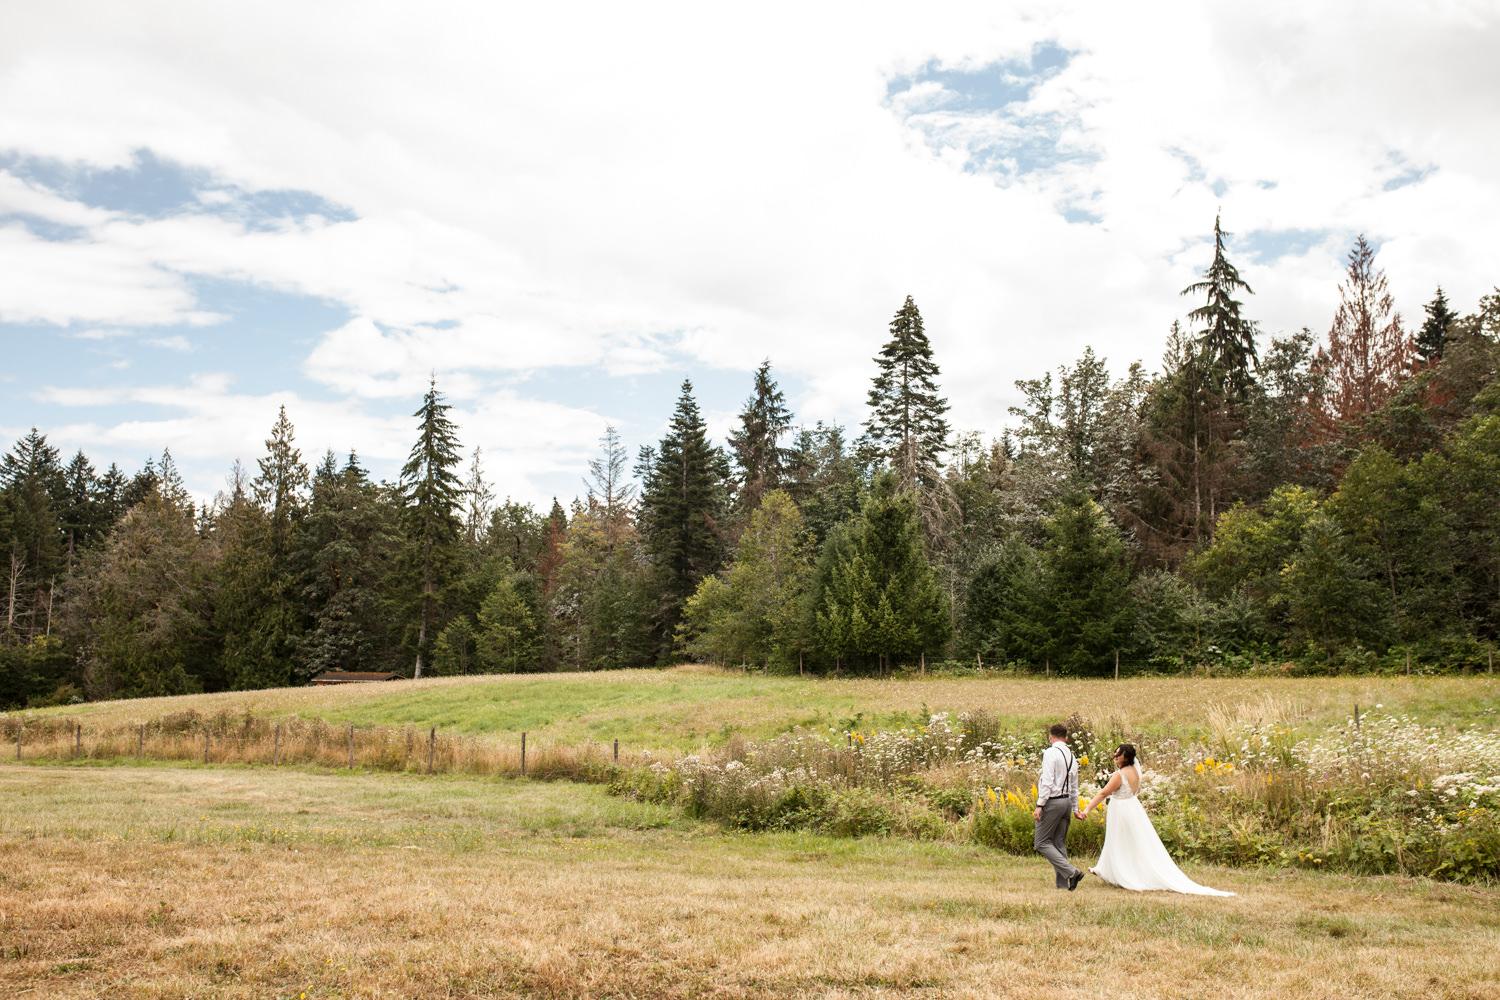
[[400, 376, 464, 678], [728, 360, 793, 524], [808, 476, 948, 673], [862, 296, 952, 527], [0, 428, 66, 640], [1182, 214, 1258, 399], [296, 451, 400, 676], [1415, 285, 1457, 367], [636, 380, 729, 661], [1040, 491, 1133, 674]]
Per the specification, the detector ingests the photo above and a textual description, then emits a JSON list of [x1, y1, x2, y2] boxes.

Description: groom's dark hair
[[1048, 723, 1068, 739]]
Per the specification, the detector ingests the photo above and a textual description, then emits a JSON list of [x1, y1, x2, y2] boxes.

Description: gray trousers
[[1034, 798, 1080, 888]]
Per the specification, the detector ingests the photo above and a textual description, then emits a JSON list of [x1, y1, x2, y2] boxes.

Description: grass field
[[4, 763, 1499, 999], [14, 665, 1500, 750]]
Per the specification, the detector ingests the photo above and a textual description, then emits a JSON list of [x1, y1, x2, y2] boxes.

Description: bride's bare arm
[[1078, 772, 1121, 818]]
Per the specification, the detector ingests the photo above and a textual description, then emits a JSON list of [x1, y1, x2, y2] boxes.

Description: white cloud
[[3, 0, 1500, 495]]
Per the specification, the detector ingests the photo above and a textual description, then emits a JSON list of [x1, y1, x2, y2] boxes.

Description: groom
[[1033, 722, 1084, 890]]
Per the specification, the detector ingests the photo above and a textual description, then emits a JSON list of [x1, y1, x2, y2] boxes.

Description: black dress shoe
[[1068, 870, 1086, 891]]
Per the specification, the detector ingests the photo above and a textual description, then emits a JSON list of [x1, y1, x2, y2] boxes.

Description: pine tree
[[58, 451, 102, 570], [253, 407, 309, 553], [1415, 285, 1457, 367], [536, 498, 567, 595], [959, 537, 1049, 666], [809, 476, 948, 673], [785, 422, 864, 544], [862, 296, 952, 518], [636, 380, 729, 660], [214, 410, 311, 690], [64, 491, 213, 698], [1040, 492, 1133, 674], [1181, 214, 1258, 399], [296, 451, 400, 677], [474, 574, 541, 671], [678, 490, 814, 670], [1314, 235, 1412, 429], [157, 447, 193, 516], [728, 360, 793, 522], [0, 428, 65, 640], [400, 377, 464, 678]]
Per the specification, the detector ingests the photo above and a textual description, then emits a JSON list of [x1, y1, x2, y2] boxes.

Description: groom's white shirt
[[1036, 742, 1078, 806]]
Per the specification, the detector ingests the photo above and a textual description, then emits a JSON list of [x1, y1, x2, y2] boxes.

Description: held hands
[[1033, 806, 1043, 821], [1074, 808, 1087, 820]]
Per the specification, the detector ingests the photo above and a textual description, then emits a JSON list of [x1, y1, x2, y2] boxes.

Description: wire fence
[[1, 711, 636, 782]]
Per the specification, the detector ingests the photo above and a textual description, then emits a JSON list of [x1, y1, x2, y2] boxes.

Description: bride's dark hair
[[1115, 744, 1137, 766]]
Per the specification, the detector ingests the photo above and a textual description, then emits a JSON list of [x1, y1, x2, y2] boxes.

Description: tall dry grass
[[0, 711, 628, 782]]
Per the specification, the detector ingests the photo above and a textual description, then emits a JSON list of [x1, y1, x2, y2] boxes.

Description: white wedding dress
[[1090, 766, 1234, 896]]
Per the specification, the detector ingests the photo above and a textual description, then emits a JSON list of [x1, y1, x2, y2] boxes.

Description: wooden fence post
[[15, 725, 21, 761], [273, 723, 282, 766], [1045, 658, 1051, 677], [1114, 649, 1120, 680], [347, 725, 355, 769], [520, 732, 527, 777], [74, 722, 81, 758], [920, 652, 926, 675], [138, 724, 145, 758], [613, 738, 619, 763], [203, 731, 210, 764], [405, 728, 413, 769], [427, 726, 436, 774]]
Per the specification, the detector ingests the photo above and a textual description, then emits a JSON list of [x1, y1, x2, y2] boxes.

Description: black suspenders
[[1050, 746, 1075, 800]]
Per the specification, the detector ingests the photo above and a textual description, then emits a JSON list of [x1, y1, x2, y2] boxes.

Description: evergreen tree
[[678, 490, 814, 670], [474, 574, 542, 671], [785, 422, 864, 544], [636, 380, 729, 660], [96, 463, 129, 529], [958, 536, 1049, 666], [1181, 214, 1258, 399], [59, 450, 103, 569], [400, 377, 464, 678], [862, 295, 953, 535], [808, 476, 948, 673], [1040, 492, 1133, 674], [728, 361, 793, 523], [1415, 285, 1457, 367], [535, 498, 567, 596], [123, 456, 159, 510], [157, 447, 193, 515], [296, 451, 400, 677], [1280, 512, 1387, 657], [0, 428, 66, 640], [64, 491, 214, 699]]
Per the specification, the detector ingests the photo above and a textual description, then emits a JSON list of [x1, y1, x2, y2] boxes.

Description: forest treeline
[[3, 219, 1499, 705]]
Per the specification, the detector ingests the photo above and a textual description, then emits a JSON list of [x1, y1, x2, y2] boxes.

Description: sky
[[3, 1, 1499, 507]]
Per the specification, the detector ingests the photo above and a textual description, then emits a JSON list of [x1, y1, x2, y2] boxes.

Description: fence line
[[0, 713, 632, 783]]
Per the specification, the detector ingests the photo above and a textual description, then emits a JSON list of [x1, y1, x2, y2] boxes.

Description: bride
[[1076, 744, 1234, 896]]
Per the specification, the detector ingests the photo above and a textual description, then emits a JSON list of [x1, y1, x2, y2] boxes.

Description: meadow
[[4, 763, 1499, 999], [4, 668, 1499, 996], [17, 664, 1500, 750]]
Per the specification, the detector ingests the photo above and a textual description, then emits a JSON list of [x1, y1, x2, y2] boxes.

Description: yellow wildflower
[[986, 788, 998, 804], [1080, 755, 1090, 766]]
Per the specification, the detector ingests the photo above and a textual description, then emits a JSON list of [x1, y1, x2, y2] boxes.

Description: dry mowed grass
[[3, 763, 1498, 999], [15, 666, 1499, 750]]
